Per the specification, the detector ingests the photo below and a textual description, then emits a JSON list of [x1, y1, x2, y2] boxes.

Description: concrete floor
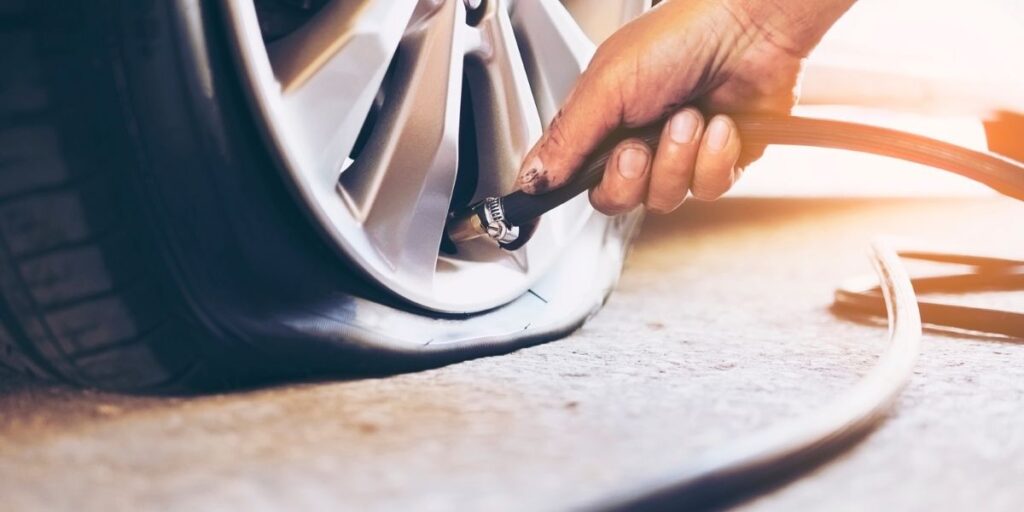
[[1, 197, 1022, 511]]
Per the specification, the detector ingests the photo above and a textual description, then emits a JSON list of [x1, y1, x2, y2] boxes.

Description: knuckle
[[591, 40, 620, 69], [544, 116, 573, 153]]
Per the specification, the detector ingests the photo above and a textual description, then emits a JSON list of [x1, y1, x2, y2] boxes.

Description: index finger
[[516, 68, 622, 194]]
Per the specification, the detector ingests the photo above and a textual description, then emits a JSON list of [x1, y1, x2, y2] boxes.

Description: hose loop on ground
[[596, 240, 922, 511]]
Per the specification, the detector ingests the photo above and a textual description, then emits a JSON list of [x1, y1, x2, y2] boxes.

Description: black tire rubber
[[0, 0, 638, 393], [0, 0, 401, 391], [0, 0, 224, 390]]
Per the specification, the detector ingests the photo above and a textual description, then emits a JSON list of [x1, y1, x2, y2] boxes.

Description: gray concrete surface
[[1, 197, 1022, 511]]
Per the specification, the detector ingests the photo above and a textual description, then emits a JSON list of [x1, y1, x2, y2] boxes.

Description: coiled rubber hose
[[500, 114, 1024, 226], [595, 239, 921, 511], [509, 115, 1021, 511]]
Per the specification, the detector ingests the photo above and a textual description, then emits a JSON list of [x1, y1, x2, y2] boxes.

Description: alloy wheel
[[221, 0, 650, 313]]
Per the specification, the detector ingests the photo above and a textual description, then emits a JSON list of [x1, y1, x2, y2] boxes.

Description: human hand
[[516, 0, 853, 214]]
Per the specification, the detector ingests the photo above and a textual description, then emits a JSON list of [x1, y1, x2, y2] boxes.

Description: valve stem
[[446, 197, 520, 248]]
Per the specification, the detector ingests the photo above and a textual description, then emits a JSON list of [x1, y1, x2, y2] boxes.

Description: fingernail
[[670, 110, 700, 144], [618, 147, 649, 179], [705, 116, 731, 152]]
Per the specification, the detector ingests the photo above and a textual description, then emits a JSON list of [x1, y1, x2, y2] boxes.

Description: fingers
[[589, 111, 743, 216], [589, 139, 653, 215], [646, 108, 703, 214], [690, 114, 742, 201], [516, 71, 621, 195]]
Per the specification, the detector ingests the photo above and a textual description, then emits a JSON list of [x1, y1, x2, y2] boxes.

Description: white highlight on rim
[[220, 0, 647, 313]]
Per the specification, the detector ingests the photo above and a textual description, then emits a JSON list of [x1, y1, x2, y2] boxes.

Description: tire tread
[[0, 0, 207, 390]]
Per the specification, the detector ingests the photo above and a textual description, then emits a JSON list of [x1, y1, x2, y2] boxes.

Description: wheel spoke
[[509, 0, 595, 124], [338, 0, 466, 282], [269, 0, 416, 92], [268, 0, 418, 185], [562, 0, 652, 42], [464, 0, 543, 202], [222, 0, 647, 311]]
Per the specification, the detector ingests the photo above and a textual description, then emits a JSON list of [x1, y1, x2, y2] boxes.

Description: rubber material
[[0, 1, 209, 389], [594, 240, 922, 511], [501, 115, 1024, 226], [836, 250, 1024, 339]]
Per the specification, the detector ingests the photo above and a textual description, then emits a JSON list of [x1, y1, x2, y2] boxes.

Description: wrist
[[724, 0, 855, 57]]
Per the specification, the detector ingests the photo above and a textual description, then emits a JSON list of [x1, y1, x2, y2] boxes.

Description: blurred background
[[734, 0, 1023, 197]]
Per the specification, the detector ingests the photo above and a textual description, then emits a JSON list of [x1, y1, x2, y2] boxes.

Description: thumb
[[517, 72, 621, 194]]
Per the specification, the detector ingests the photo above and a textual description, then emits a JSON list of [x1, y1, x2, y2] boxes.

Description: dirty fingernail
[[670, 110, 700, 144], [706, 116, 731, 152], [618, 147, 649, 179]]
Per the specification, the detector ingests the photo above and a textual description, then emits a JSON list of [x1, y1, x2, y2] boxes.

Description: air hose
[[444, 114, 1024, 510], [596, 239, 921, 511], [446, 115, 1024, 247]]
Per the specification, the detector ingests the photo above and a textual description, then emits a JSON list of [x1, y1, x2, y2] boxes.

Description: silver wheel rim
[[220, 0, 650, 313]]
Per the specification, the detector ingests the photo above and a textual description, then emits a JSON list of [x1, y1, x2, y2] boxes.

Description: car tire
[[0, 0, 641, 392]]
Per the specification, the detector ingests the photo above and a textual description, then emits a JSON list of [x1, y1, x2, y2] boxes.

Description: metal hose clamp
[[481, 197, 520, 246]]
